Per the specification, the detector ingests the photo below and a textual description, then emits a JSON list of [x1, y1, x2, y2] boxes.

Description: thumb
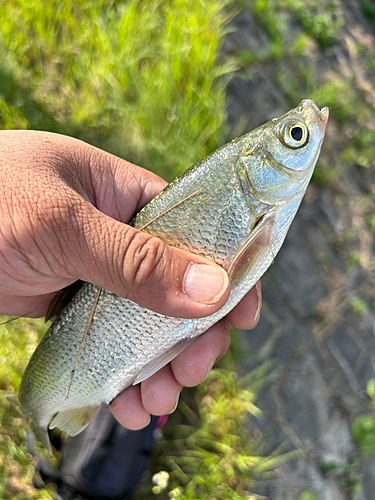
[[63, 202, 231, 319]]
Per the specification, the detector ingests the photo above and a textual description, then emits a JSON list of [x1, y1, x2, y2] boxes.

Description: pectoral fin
[[49, 403, 102, 436], [227, 212, 275, 287]]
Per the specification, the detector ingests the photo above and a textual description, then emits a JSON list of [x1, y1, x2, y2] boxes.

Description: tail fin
[[32, 423, 52, 454], [5, 392, 22, 415], [6, 392, 52, 453]]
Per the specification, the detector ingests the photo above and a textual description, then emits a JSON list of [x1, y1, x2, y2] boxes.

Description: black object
[[30, 406, 158, 500]]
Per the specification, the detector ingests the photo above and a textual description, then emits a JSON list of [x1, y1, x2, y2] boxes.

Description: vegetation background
[[0, 0, 375, 499]]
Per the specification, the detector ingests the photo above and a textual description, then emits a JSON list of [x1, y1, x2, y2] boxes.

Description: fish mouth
[[298, 99, 329, 133], [319, 106, 329, 133]]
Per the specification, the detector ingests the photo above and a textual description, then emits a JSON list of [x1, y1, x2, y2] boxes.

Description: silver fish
[[17, 99, 328, 448]]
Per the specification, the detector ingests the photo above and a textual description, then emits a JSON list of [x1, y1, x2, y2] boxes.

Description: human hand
[[0, 130, 261, 429]]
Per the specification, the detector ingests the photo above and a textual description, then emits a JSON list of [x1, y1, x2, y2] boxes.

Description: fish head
[[239, 99, 329, 204], [265, 99, 329, 173]]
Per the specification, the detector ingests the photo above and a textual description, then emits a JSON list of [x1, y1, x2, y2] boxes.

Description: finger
[[226, 281, 262, 330], [140, 364, 182, 416], [0, 132, 231, 319], [0, 292, 56, 318], [42, 199, 230, 318], [110, 385, 151, 430], [78, 143, 168, 222], [2, 131, 167, 223], [171, 319, 231, 387], [62, 137, 232, 317]]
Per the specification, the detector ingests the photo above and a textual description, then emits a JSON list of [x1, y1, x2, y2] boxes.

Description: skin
[[0, 130, 261, 430]]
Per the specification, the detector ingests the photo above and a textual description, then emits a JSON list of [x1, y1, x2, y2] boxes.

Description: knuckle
[[36, 195, 82, 245], [88, 149, 140, 218], [28, 192, 88, 276], [122, 231, 168, 291]]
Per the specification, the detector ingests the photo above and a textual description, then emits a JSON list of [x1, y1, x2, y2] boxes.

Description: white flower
[[152, 470, 170, 490]]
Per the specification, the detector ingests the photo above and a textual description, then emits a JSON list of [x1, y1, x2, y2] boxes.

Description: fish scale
[[139, 163, 250, 265], [17, 99, 328, 450]]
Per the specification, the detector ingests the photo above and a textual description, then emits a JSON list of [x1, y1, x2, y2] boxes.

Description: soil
[[225, 1, 375, 498]]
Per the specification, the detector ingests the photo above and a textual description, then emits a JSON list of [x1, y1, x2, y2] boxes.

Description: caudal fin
[[5, 392, 22, 415], [6, 392, 52, 453], [32, 423, 52, 454]]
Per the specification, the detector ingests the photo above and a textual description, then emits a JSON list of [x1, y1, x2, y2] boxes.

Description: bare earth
[[225, 1, 375, 498]]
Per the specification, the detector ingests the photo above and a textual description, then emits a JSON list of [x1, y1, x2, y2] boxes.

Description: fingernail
[[203, 362, 215, 382], [253, 282, 261, 323], [183, 263, 229, 305], [168, 391, 182, 414]]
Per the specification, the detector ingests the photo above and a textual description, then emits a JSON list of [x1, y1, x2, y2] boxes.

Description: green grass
[[245, 0, 375, 186], [0, 0, 233, 180], [134, 357, 290, 500], [353, 415, 375, 455], [299, 491, 317, 500], [251, 0, 342, 55], [0, 317, 53, 499], [0, 1, 279, 498], [0, 318, 50, 394], [358, 0, 375, 31], [351, 381, 375, 456], [3, 0, 375, 497], [0, 318, 283, 499], [282, 0, 343, 49]]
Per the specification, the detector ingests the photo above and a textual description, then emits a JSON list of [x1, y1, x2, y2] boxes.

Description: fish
[[16, 99, 328, 450]]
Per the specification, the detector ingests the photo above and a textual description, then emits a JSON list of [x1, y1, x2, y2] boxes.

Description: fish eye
[[291, 126, 302, 141], [280, 121, 309, 149]]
